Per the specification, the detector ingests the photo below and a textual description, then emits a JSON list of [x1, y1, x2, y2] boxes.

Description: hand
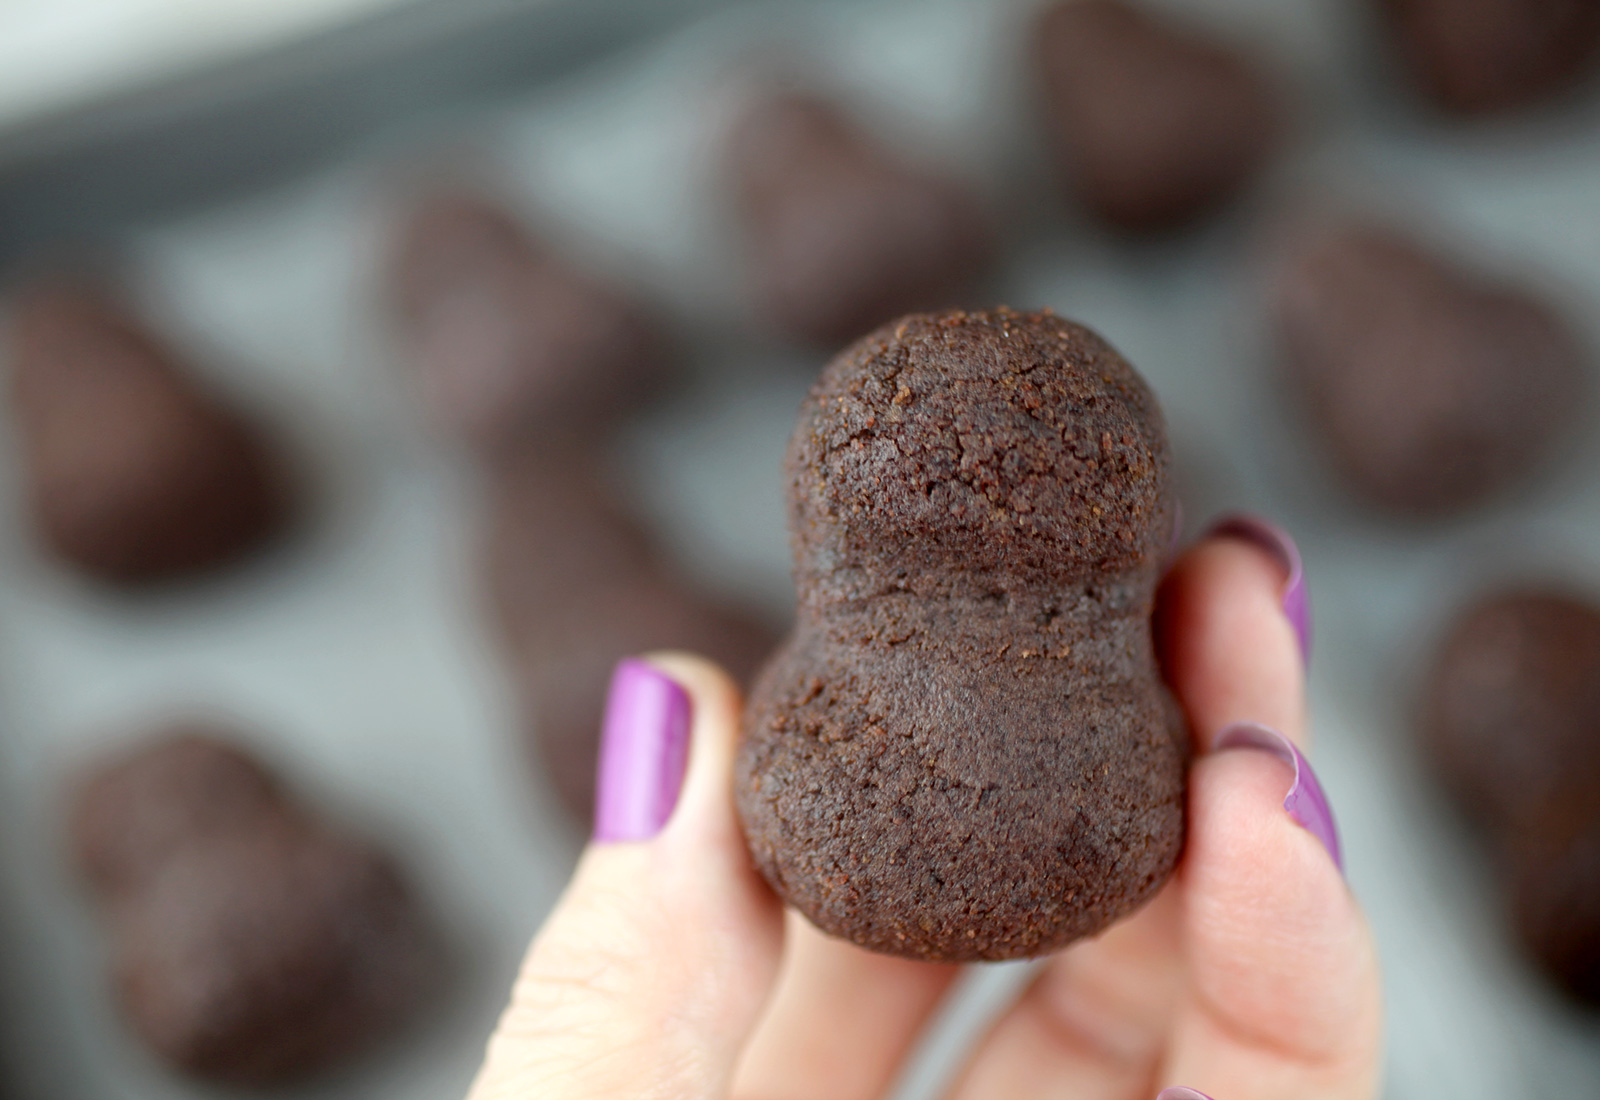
[[464, 519, 1382, 1100]]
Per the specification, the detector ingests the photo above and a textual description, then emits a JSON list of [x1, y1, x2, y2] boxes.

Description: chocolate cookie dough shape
[[1378, 0, 1600, 116], [725, 94, 992, 347], [70, 732, 441, 1085], [390, 192, 668, 451], [1424, 589, 1600, 1003], [1273, 222, 1590, 518], [1033, 0, 1281, 233], [7, 285, 291, 585], [485, 450, 780, 823], [739, 308, 1186, 962], [1423, 590, 1600, 833]]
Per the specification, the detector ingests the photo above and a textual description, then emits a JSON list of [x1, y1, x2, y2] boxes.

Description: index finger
[[1155, 517, 1310, 749]]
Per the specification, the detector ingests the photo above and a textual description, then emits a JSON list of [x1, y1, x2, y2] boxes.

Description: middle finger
[[732, 912, 960, 1100]]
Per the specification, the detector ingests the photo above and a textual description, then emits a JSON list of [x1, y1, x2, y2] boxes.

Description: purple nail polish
[[1157, 1089, 1216, 1100], [593, 659, 692, 843], [1208, 513, 1312, 666], [1215, 722, 1343, 873]]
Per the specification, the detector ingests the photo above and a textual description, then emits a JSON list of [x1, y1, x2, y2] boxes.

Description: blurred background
[[0, 0, 1597, 1097]]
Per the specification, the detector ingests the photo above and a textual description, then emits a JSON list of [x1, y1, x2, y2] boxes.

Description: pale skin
[[466, 533, 1383, 1100]]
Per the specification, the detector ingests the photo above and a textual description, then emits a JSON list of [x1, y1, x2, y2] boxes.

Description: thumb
[[467, 654, 783, 1100]]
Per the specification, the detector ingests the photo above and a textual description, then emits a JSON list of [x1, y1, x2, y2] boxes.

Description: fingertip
[[636, 651, 753, 852], [483, 652, 781, 1098], [639, 649, 745, 778], [641, 649, 744, 728], [1156, 531, 1307, 749], [1214, 723, 1341, 874], [593, 658, 693, 844], [577, 648, 777, 967], [1179, 749, 1375, 1063], [1206, 514, 1311, 666], [1186, 749, 1348, 920]]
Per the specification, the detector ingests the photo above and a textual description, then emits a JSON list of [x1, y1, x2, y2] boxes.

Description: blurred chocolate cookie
[[71, 733, 283, 900], [1425, 587, 1600, 1005], [1504, 815, 1600, 1005], [390, 193, 668, 450], [1273, 223, 1589, 517], [485, 451, 780, 821], [1033, 0, 1281, 233], [1378, 0, 1600, 115], [725, 94, 992, 347], [7, 285, 292, 585], [70, 731, 441, 1085], [1423, 589, 1600, 834]]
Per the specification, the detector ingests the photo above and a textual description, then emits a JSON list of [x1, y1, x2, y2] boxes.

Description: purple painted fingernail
[[1157, 1089, 1216, 1100], [593, 659, 692, 843], [1215, 722, 1343, 874], [1208, 513, 1311, 666]]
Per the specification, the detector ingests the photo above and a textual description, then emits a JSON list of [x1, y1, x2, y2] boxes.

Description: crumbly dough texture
[[738, 308, 1185, 962]]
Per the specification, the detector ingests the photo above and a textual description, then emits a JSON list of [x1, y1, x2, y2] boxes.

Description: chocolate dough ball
[[390, 193, 668, 450], [7, 285, 292, 584], [1033, 0, 1281, 233], [1423, 590, 1600, 834], [69, 732, 440, 1085], [69, 732, 284, 900], [725, 94, 992, 347], [1425, 589, 1600, 1005], [485, 453, 780, 821], [481, 454, 656, 658], [113, 821, 436, 1085], [513, 584, 780, 822], [1378, 0, 1600, 115], [1504, 816, 1600, 1005], [1273, 224, 1589, 517], [738, 308, 1186, 962]]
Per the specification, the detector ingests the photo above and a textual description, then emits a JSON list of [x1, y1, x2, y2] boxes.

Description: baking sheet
[[0, 0, 421, 130], [0, 0, 1598, 1096]]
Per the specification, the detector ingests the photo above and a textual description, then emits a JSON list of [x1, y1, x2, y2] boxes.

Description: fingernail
[[1215, 722, 1343, 874], [1208, 513, 1311, 666], [593, 658, 692, 843], [1157, 1089, 1215, 1100]]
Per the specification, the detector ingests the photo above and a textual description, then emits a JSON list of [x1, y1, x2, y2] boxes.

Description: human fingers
[[1159, 731, 1379, 1099], [1157, 519, 1377, 1098], [942, 519, 1321, 1100], [940, 889, 1184, 1100], [732, 914, 959, 1100], [1155, 516, 1309, 748], [466, 653, 784, 1100]]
